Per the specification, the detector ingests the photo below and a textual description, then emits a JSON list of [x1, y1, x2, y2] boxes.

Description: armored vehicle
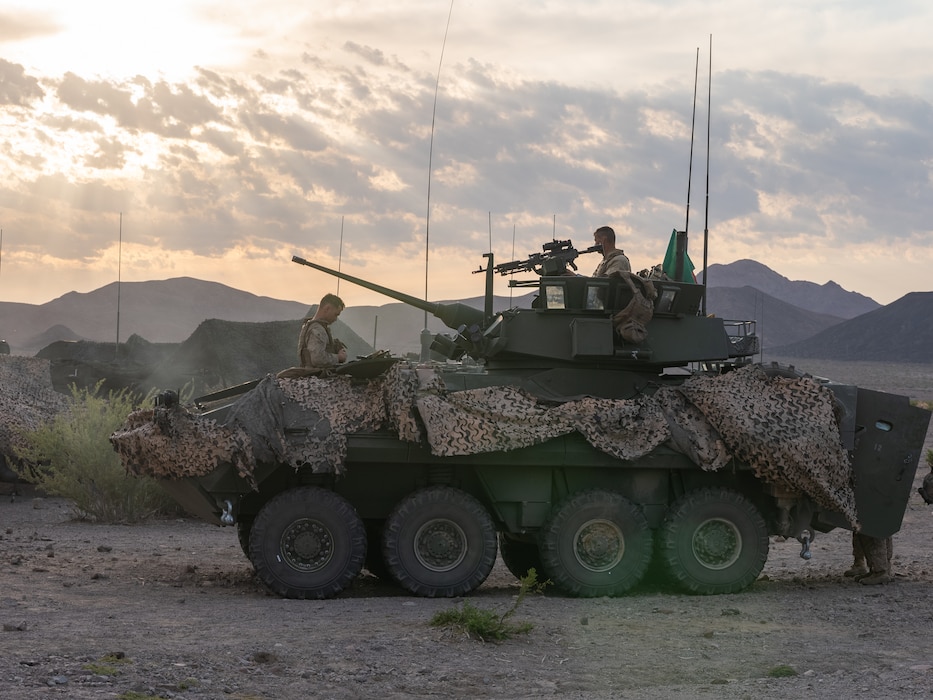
[[112, 238, 931, 600]]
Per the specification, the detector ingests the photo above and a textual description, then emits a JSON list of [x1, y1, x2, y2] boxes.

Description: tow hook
[[798, 530, 812, 560], [220, 500, 235, 526]]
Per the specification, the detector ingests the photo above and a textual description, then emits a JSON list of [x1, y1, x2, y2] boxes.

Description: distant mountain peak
[[703, 260, 879, 319]]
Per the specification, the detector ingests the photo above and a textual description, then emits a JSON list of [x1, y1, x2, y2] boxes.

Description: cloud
[[1, 3, 933, 309], [0, 58, 44, 105]]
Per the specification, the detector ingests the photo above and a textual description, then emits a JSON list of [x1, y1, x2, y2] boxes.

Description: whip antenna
[[423, 0, 455, 359], [337, 215, 344, 296], [684, 47, 699, 238], [702, 35, 712, 314]]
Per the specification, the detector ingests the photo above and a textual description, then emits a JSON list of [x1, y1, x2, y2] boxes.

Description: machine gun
[[485, 239, 602, 277]]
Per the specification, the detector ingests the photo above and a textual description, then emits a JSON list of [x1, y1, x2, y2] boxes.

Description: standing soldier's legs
[[857, 534, 893, 585], [844, 531, 868, 577]]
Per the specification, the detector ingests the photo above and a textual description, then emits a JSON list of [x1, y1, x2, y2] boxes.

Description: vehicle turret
[[293, 239, 758, 381]]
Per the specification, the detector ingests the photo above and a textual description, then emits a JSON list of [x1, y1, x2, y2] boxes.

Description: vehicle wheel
[[498, 533, 545, 581], [538, 490, 652, 597], [236, 516, 254, 558], [383, 486, 497, 597], [249, 486, 366, 599], [659, 487, 769, 595]]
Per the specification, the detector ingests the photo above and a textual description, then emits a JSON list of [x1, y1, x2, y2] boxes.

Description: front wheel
[[383, 486, 497, 597], [249, 486, 366, 599], [659, 488, 769, 595], [538, 489, 652, 597]]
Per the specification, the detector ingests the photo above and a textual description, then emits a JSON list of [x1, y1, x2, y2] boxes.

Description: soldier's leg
[[844, 531, 868, 577], [858, 534, 892, 585]]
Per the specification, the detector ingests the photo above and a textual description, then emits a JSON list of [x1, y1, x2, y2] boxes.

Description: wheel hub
[[413, 518, 467, 572], [280, 518, 333, 572], [573, 519, 624, 572], [691, 517, 742, 570]]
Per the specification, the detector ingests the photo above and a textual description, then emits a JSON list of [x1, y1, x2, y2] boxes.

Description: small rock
[[97, 545, 112, 553], [580, 616, 588, 626], [3, 621, 28, 632]]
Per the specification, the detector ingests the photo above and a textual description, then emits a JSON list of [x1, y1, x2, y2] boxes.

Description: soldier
[[297, 293, 348, 369], [592, 226, 631, 277], [845, 532, 893, 585]]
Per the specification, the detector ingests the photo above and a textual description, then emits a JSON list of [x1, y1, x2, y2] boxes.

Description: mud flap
[[850, 388, 931, 537]]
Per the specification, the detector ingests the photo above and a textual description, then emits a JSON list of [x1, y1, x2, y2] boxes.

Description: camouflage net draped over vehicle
[[0, 356, 68, 458], [111, 362, 856, 526]]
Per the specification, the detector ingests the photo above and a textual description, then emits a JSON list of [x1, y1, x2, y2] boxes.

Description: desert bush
[[15, 384, 178, 522], [430, 568, 549, 642]]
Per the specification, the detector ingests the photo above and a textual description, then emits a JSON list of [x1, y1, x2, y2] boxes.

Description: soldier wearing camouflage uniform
[[298, 293, 347, 369]]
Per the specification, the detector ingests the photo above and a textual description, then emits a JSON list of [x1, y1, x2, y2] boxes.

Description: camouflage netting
[[673, 367, 857, 526], [112, 362, 857, 525], [0, 356, 69, 457]]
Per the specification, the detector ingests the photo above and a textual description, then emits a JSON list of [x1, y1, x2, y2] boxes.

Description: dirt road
[[2, 460, 931, 700]]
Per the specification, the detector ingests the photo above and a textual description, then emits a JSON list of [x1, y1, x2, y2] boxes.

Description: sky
[[1, 0, 932, 312]]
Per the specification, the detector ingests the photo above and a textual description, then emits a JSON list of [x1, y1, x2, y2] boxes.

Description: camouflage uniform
[[593, 250, 631, 277], [298, 319, 344, 369], [847, 532, 893, 585]]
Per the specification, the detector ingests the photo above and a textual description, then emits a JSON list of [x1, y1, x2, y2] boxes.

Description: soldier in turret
[[297, 293, 348, 369], [592, 226, 631, 277]]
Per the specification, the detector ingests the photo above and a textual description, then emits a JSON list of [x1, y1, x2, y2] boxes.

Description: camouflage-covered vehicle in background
[[111, 239, 931, 600]]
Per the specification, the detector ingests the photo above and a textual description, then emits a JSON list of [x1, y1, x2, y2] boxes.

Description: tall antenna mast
[[422, 0, 455, 359], [702, 35, 712, 315], [684, 47, 700, 238], [337, 215, 344, 296], [115, 212, 122, 358]]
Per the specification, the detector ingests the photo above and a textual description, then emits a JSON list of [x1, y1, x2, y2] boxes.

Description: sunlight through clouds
[[0, 0, 932, 310]]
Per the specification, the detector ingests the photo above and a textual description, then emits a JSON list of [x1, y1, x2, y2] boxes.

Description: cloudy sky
[[1, 0, 931, 311]]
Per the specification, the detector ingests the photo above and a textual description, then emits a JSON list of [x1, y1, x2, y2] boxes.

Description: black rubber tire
[[659, 487, 769, 595], [383, 486, 497, 597], [538, 489, 652, 597], [249, 486, 366, 599], [498, 533, 545, 581]]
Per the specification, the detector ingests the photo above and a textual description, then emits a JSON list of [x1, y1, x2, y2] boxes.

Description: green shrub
[[767, 664, 798, 678], [430, 568, 549, 642], [15, 384, 178, 522]]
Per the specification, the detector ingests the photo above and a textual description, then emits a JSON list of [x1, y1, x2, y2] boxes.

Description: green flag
[[661, 229, 696, 283]]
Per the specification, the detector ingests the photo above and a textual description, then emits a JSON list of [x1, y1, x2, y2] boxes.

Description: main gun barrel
[[292, 255, 486, 332]]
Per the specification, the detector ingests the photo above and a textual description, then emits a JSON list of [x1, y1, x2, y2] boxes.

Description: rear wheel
[[539, 489, 652, 597], [659, 488, 769, 595], [249, 486, 366, 599], [498, 533, 545, 581], [383, 486, 497, 597]]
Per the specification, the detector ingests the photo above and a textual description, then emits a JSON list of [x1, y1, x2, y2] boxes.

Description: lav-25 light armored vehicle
[[112, 236, 931, 600]]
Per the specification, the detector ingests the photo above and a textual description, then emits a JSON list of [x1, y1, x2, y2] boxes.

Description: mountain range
[[0, 260, 929, 366]]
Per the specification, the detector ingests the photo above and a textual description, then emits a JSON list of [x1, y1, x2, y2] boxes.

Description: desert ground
[[1, 357, 932, 700]]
